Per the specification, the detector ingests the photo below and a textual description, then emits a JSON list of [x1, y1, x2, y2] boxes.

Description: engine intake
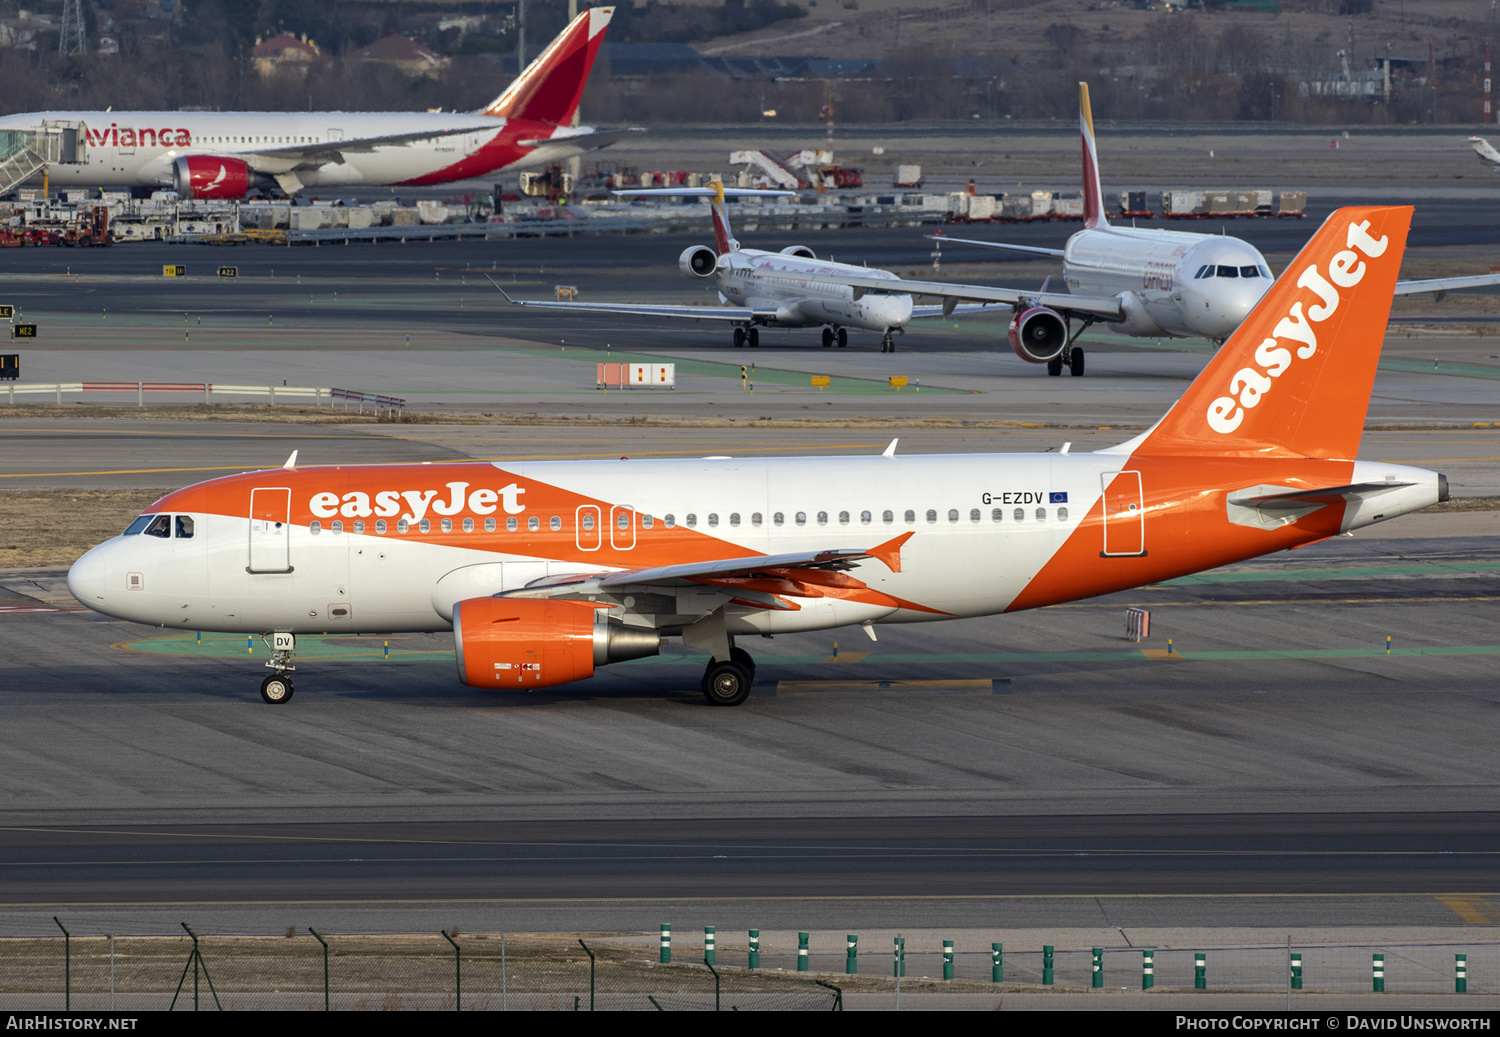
[[452, 597, 660, 689], [1007, 306, 1069, 363], [171, 155, 251, 200], [679, 245, 719, 279], [779, 245, 816, 259]]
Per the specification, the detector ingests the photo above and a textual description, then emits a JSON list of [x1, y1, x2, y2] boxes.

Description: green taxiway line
[[1159, 561, 1500, 585], [119, 633, 1500, 666]]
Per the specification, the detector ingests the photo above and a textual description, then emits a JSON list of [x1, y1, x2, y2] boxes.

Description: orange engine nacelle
[[452, 597, 660, 689], [171, 155, 251, 200]]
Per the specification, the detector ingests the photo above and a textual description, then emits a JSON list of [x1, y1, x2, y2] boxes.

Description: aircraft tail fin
[[1133, 206, 1411, 460], [1469, 135, 1500, 166], [1079, 82, 1108, 230], [479, 6, 614, 123], [707, 180, 736, 255]]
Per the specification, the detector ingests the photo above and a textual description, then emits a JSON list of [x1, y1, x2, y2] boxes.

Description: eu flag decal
[[1049, 492, 1068, 504]]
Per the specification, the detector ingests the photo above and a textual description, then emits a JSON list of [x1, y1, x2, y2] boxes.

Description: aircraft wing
[[929, 233, 1067, 259], [500, 534, 914, 603], [487, 278, 776, 323], [798, 269, 1124, 321], [243, 124, 500, 169], [516, 127, 645, 150], [910, 302, 1008, 318], [1392, 273, 1500, 295], [1469, 136, 1500, 166]]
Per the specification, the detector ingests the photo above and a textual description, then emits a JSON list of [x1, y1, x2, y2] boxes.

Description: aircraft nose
[[67, 542, 109, 610]]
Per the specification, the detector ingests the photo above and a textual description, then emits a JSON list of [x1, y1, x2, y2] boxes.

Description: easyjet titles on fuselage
[[309, 481, 528, 522]]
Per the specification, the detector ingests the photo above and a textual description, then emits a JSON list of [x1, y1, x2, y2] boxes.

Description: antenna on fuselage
[[282, 450, 298, 469]]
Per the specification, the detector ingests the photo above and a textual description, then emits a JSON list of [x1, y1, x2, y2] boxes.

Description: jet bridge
[[0, 121, 89, 198]]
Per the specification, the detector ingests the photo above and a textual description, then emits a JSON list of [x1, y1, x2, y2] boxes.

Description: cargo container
[[893, 164, 923, 188]]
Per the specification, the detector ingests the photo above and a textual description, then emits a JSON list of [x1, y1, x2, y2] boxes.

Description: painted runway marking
[[1438, 897, 1500, 924], [765, 678, 1008, 697]]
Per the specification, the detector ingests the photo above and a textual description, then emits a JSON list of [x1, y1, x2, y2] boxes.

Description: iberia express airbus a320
[[0, 8, 623, 197], [69, 205, 1445, 706]]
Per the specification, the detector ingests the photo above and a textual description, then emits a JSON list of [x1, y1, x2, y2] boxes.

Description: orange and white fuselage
[[68, 205, 1447, 701]]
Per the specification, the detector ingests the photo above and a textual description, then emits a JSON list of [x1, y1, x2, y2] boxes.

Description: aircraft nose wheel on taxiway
[[260, 674, 294, 704]]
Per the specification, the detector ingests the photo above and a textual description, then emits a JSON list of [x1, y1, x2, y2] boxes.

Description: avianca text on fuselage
[[86, 124, 192, 149]]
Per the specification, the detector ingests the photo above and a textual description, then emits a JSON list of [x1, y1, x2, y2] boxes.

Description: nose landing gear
[[259, 632, 296, 704]]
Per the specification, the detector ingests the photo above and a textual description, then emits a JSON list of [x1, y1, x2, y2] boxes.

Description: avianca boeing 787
[[70, 204, 1444, 706], [0, 8, 624, 197]]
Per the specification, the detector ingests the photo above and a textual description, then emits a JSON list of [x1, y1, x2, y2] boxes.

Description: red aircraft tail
[[479, 7, 614, 125]]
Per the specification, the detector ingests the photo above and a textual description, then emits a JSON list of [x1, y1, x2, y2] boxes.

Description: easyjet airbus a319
[[70, 205, 1445, 706], [0, 8, 623, 198]]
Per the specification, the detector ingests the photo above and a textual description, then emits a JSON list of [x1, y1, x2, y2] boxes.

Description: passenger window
[[310, 521, 322, 535], [948, 509, 959, 523], [773, 512, 784, 526], [729, 513, 740, 526], [550, 516, 561, 531], [664, 514, 676, 528], [397, 519, 409, 533], [882, 510, 893, 524], [484, 518, 495, 531], [144, 515, 171, 538], [440, 519, 451, 533], [860, 511, 871, 525], [419, 519, 431, 533], [507, 517, 518, 531], [838, 511, 850, 525], [1058, 507, 1069, 521], [462, 518, 473, 532], [642, 515, 654, 529], [969, 509, 980, 523], [1216, 265, 1239, 278], [707, 513, 719, 527], [751, 513, 762, 527], [686, 514, 697, 527], [817, 511, 828, 525], [1013, 508, 1024, 522], [1036, 507, 1047, 521], [1240, 265, 1260, 278], [795, 512, 806, 526], [581, 513, 595, 531], [353, 520, 365, 534], [174, 515, 195, 539], [124, 515, 153, 535], [331, 520, 343, 533], [926, 509, 937, 523], [905, 509, 916, 524], [522, 516, 536, 531], [992, 508, 1003, 522], [376, 519, 387, 534]]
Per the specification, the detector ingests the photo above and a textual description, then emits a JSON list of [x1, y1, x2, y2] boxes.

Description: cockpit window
[[143, 515, 171, 538], [1240, 265, 1262, 278], [123, 515, 154, 536], [1215, 265, 1239, 278], [175, 515, 195, 539], [1195, 264, 1212, 279]]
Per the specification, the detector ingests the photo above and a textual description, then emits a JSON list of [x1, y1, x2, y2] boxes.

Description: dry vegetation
[[0, 489, 171, 568]]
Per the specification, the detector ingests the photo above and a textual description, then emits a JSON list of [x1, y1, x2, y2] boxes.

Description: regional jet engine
[[679, 245, 719, 278]]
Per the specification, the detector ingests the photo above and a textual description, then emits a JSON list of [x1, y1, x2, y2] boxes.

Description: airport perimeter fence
[[3, 927, 1495, 1010]]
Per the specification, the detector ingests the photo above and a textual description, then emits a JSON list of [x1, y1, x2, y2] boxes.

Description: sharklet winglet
[[868, 531, 914, 573]]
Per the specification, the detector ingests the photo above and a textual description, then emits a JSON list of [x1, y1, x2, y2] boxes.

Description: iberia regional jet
[[494, 181, 987, 352], [0, 8, 625, 198], [70, 204, 1445, 706], [808, 83, 1500, 376]]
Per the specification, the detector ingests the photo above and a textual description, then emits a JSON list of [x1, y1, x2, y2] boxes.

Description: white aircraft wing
[[910, 302, 1008, 318], [516, 127, 644, 150], [1392, 273, 1500, 295], [929, 233, 1067, 259], [1469, 136, 1500, 166], [244, 124, 500, 168], [488, 281, 771, 322], [798, 269, 1125, 321]]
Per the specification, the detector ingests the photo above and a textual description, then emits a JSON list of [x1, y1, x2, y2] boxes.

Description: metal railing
[[2, 381, 405, 413]]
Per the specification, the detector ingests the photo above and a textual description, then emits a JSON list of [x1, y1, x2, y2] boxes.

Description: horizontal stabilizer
[[1229, 481, 1413, 509]]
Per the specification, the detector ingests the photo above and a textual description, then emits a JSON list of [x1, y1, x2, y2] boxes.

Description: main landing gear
[[701, 647, 756, 706], [259, 632, 296, 704], [734, 326, 759, 348], [1047, 346, 1085, 377], [820, 326, 848, 348]]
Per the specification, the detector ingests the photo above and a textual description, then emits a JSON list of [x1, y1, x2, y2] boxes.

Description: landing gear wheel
[[836, 327, 848, 348], [733, 327, 746, 348], [701, 659, 752, 706], [822, 327, 834, 348], [747, 327, 760, 348], [1068, 346, 1085, 377], [260, 674, 294, 704], [730, 646, 757, 679], [1047, 355, 1063, 376], [881, 331, 896, 353]]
